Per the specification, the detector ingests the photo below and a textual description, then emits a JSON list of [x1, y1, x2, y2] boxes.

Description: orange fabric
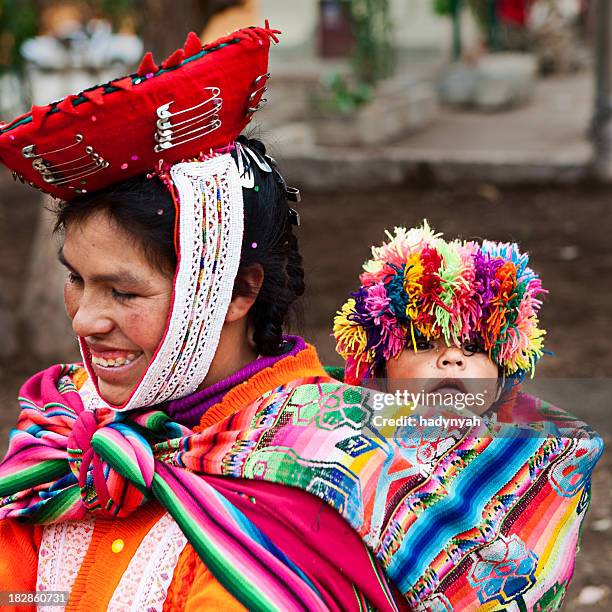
[[0, 520, 42, 612], [66, 502, 165, 611], [163, 543, 246, 612], [72, 367, 88, 391], [163, 542, 199, 611], [196, 343, 326, 430]]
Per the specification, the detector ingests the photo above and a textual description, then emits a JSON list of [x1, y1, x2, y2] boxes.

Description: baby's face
[[384, 337, 500, 414]]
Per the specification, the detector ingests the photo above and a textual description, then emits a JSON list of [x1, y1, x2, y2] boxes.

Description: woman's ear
[[225, 263, 264, 323]]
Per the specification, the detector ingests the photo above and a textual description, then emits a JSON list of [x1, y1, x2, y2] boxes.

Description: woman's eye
[[67, 272, 83, 285], [112, 289, 137, 301]]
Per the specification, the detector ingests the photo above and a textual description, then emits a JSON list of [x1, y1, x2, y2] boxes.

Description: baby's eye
[[415, 339, 433, 351], [463, 341, 485, 355]]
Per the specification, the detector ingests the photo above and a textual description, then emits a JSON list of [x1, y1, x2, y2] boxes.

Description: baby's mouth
[[428, 378, 468, 395]]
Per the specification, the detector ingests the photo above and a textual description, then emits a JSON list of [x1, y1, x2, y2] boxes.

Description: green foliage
[[316, 0, 393, 115], [0, 0, 39, 73], [350, 0, 394, 85], [467, 0, 489, 33], [317, 72, 373, 115], [432, 0, 454, 16]]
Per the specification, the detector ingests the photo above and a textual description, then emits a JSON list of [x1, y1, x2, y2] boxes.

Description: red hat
[[0, 23, 279, 200]]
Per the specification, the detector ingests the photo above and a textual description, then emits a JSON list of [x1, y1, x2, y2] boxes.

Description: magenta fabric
[[205, 475, 408, 611]]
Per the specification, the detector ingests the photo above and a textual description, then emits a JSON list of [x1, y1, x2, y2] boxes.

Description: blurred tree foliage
[[317, 71, 373, 115], [467, 0, 498, 49], [0, 0, 243, 74], [432, 0, 454, 16], [432, 0, 463, 58], [432, 0, 506, 56], [314, 0, 393, 116], [0, 0, 39, 73], [350, 0, 394, 85]]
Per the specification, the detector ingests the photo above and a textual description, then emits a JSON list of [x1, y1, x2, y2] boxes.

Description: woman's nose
[[436, 346, 466, 370], [70, 293, 114, 338]]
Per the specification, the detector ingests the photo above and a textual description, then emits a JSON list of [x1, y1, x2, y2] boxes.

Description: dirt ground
[[0, 170, 610, 609]]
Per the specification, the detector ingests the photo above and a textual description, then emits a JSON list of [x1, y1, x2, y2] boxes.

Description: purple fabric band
[[164, 335, 306, 428]]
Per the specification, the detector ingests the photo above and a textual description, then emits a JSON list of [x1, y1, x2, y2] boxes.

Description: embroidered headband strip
[[79, 155, 244, 411], [334, 221, 547, 385]]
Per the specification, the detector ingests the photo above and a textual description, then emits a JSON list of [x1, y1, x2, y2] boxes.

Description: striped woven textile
[[0, 364, 604, 610]]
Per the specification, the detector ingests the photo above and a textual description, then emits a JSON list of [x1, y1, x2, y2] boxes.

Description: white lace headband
[[79, 154, 244, 411]]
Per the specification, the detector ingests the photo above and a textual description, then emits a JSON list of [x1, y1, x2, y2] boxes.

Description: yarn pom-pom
[[333, 220, 548, 385]]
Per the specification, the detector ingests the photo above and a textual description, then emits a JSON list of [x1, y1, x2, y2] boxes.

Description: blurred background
[[0, 1, 610, 608]]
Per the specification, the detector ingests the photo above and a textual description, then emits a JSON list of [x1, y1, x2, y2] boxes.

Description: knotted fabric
[[1, 364, 390, 611]]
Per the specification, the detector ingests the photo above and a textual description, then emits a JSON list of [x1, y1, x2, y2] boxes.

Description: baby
[[333, 221, 603, 610], [334, 221, 545, 414]]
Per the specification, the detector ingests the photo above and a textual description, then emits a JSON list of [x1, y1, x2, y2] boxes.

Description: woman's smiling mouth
[[87, 346, 145, 382], [91, 352, 143, 368]]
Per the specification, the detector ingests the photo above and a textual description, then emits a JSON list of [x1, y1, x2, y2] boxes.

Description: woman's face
[[61, 210, 173, 406], [384, 337, 500, 414]]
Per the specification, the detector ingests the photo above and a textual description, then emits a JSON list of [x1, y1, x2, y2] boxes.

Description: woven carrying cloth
[[0, 365, 603, 611]]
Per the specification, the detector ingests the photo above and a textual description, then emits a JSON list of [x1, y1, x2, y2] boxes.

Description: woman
[[0, 25, 404, 611], [334, 222, 604, 610]]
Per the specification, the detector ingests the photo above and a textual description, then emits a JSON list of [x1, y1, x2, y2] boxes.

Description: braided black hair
[[232, 135, 304, 355], [53, 137, 304, 356]]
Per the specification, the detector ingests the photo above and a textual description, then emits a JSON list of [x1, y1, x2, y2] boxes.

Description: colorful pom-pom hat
[[0, 23, 289, 413], [334, 221, 547, 386]]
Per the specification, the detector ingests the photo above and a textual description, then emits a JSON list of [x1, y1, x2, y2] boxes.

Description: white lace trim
[[107, 513, 188, 612], [78, 154, 244, 411], [36, 517, 95, 610]]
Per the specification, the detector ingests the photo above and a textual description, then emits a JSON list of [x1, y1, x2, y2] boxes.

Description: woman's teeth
[[91, 353, 141, 368]]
